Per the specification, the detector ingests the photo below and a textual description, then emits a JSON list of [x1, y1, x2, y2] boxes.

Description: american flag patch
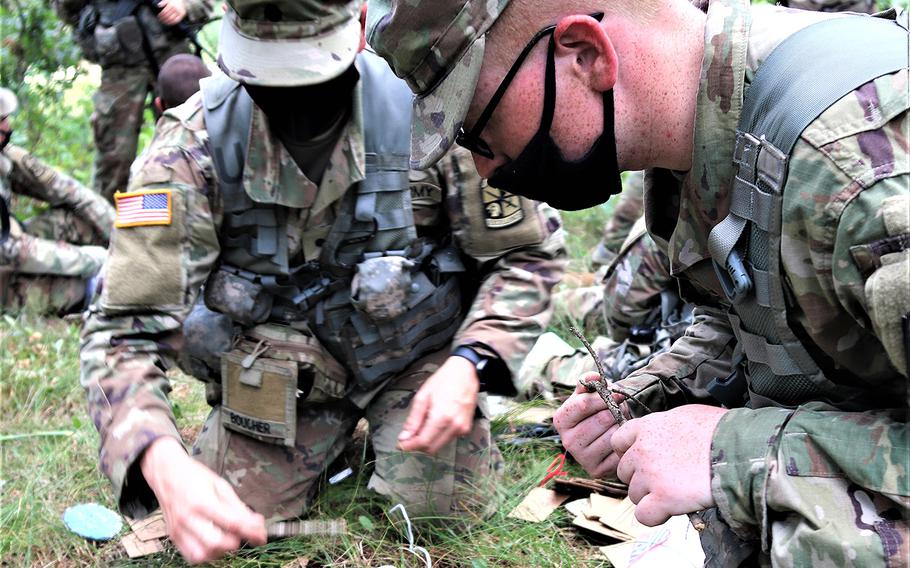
[[114, 190, 172, 228]]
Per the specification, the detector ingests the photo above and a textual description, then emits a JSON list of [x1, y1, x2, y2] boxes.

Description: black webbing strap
[[739, 14, 909, 155]]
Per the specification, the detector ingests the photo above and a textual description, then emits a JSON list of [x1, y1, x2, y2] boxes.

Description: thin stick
[[569, 326, 626, 426]]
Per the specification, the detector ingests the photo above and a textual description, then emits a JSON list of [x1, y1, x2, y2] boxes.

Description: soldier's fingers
[[624, 465, 647, 504], [402, 410, 450, 454], [555, 392, 609, 432], [579, 423, 621, 477], [212, 479, 267, 545], [633, 494, 672, 527], [573, 372, 602, 394], [399, 392, 430, 443], [615, 449, 636, 485], [610, 418, 639, 456], [182, 516, 242, 563]]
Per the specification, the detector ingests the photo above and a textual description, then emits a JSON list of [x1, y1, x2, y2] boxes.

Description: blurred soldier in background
[[0, 87, 113, 315], [53, 0, 212, 201]]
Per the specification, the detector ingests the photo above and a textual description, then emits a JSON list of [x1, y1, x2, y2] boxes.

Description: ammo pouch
[[312, 245, 466, 389], [84, 2, 172, 67], [220, 323, 347, 447]]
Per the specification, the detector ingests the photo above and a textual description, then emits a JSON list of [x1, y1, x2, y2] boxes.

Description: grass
[[0, 208, 612, 567]]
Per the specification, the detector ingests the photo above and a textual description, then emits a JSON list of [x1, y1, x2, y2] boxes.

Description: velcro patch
[[114, 189, 172, 228], [481, 183, 524, 229]]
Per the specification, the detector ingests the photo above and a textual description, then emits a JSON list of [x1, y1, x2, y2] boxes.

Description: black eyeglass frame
[[455, 12, 605, 160]]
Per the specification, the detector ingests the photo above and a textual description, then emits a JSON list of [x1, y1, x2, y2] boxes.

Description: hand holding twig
[[569, 326, 626, 426]]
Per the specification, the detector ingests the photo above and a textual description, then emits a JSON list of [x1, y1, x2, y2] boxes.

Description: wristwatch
[[451, 344, 514, 395]]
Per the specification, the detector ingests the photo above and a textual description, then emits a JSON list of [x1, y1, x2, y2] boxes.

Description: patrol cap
[[367, 0, 511, 169], [0, 88, 18, 117], [219, 0, 362, 86]]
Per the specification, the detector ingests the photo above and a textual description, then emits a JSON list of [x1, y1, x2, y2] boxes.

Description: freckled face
[[462, 39, 604, 180]]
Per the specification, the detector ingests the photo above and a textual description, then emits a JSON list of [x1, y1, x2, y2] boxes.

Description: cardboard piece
[[572, 515, 632, 542], [563, 497, 590, 518], [599, 516, 706, 568], [508, 488, 569, 522], [121, 532, 165, 558], [600, 541, 636, 568], [589, 494, 648, 538], [127, 512, 168, 541]]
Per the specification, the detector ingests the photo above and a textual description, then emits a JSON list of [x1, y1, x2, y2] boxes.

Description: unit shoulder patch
[[481, 183, 524, 229], [114, 189, 173, 228]]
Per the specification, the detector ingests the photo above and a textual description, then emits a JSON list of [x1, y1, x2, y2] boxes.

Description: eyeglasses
[[455, 13, 605, 160]]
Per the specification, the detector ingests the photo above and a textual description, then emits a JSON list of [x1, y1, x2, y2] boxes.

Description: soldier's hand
[[553, 373, 628, 478], [612, 405, 726, 526], [157, 0, 187, 25], [398, 356, 479, 455], [140, 437, 267, 565]]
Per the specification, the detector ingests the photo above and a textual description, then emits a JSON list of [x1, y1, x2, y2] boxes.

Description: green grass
[[0, 271, 613, 567]]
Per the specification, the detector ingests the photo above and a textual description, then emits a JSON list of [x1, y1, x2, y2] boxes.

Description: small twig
[[569, 326, 626, 426]]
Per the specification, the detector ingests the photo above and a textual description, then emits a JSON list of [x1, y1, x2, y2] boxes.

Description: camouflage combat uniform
[[0, 144, 113, 314], [80, 80, 566, 521], [53, 0, 212, 201], [551, 171, 646, 333], [608, 1, 909, 565]]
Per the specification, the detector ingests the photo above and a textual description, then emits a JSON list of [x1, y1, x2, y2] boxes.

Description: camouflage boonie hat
[[0, 88, 18, 117], [367, 0, 511, 169], [219, 0, 362, 86]]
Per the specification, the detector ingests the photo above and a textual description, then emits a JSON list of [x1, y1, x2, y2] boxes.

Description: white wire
[[387, 503, 432, 568]]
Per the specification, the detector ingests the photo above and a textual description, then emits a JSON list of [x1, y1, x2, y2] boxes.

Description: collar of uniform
[[653, 0, 752, 277], [242, 88, 366, 211]]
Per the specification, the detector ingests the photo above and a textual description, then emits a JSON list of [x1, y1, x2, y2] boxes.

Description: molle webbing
[[707, 14, 910, 408], [201, 52, 465, 389]]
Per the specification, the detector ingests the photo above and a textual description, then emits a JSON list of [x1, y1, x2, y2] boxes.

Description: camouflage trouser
[[551, 283, 607, 338], [92, 50, 184, 201], [0, 209, 104, 315], [193, 348, 504, 522]]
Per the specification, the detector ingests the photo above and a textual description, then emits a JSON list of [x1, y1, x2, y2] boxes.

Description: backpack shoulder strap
[[706, 14, 909, 407], [709, 13, 910, 301]]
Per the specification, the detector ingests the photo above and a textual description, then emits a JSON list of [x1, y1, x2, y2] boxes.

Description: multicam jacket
[[0, 145, 111, 278], [80, 70, 566, 516], [616, 0, 909, 565]]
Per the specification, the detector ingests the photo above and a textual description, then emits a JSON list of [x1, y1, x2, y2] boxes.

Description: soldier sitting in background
[[80, 1, 566, 563], [53, 0, 213, 202], [0, 87, 114, 315]]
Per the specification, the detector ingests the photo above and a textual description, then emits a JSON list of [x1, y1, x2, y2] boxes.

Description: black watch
[[451, 345, 514, 395]]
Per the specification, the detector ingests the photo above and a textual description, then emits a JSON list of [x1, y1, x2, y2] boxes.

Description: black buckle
[[713, 249, 752, 304]]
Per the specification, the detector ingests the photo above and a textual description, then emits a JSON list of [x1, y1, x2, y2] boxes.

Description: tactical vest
[[75, 0, 182, 68], [707, 13, 909, 409], [200, 51, 465, 390]]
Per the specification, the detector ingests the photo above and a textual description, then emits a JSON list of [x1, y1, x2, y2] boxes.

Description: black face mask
[[487, 35, 621, 211], [244, 64, 358, 142]]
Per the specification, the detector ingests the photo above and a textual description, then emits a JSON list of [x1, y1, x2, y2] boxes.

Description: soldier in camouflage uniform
[[53, 0, 212, 201], [80, 1, 565, 563], [0, 88, 114, 315], [548, 170, 646, 334], [369, 0, 908, 566]]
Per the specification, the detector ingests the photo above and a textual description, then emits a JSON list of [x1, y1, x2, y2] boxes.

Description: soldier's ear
[[154, 97, 165, 113], [553, 15, 617, 93]]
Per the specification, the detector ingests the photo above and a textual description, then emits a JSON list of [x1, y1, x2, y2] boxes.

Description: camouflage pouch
[[221, 349, 298, 447], [221, 323, 349, 446]]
